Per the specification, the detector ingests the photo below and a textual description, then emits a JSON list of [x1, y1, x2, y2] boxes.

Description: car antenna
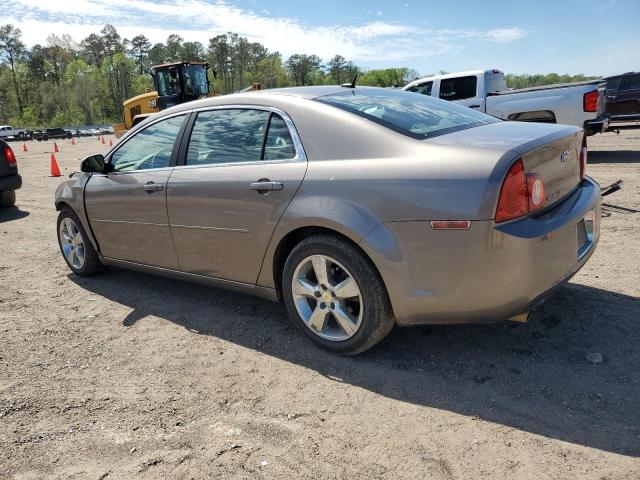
[[341, 75, 358, 88]]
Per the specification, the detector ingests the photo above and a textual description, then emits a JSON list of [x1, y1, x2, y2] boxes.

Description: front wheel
[[57, 208, 103, 276], [282, 235, 395, 355]]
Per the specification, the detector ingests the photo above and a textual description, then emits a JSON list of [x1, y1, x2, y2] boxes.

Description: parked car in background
[[55, 87, 600, 354], [0, 125, 31, 141], [403, 69, 609, 135], [605, 71, 640, 123], [0, 139, 21, 208], [34, 128, 73, 141], [88, 128, 101, 136]]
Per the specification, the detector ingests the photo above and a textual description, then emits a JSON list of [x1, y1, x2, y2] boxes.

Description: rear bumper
[[584, 115, 610, 136], [360, 177, 601, 326], [0, 173, 22, 191]]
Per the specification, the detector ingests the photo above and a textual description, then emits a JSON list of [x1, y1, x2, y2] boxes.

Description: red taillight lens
[[495, 159, 528, 223], [4, 147, 16, 168], [579, 135, 587, 180], [527, 174, 545, 211], [583, 90, 598, 112]]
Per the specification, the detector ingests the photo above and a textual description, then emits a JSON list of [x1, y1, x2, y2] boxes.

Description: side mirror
[[80, 154, 106, 173]]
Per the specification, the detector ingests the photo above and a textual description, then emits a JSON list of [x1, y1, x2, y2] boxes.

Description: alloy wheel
[[291, 254, 363, 341], [59, 217, 86, 270]]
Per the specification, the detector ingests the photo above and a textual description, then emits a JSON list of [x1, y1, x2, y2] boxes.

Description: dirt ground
[[1, 129, 639, 480]]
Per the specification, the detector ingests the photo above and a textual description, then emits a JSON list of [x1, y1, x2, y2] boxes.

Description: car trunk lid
[[517, 131, 583, 209]]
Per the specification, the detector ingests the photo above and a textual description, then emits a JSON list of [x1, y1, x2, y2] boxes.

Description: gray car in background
[[54, 87, 600, 354]]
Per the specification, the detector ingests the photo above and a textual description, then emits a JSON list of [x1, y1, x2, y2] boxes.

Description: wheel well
[[507, 110, 557, 123], [272, 226, 383, 302], [55, 201, 70, 211]]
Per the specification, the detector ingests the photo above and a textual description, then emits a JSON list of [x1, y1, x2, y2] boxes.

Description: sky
[[1, 0, 639, 76]]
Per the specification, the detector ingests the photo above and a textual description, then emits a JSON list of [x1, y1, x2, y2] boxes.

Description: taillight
[[4, 146, 16, 168], [579, 135, 587, 180], [583, 90, 598, 112], [527, 174, 545, 211], [495, 159, 528, 223], [495, 158, 547, 223]]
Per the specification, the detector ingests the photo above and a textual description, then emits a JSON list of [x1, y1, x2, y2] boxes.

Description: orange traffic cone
[[54, 142, 59, 153], [98, 135, 102, 142], [22, 142, 28, 152], [71, 137, 76, 145], [101, 136, 106, 145], [109, 139, 113, 147], [49, 153, 61, 177]]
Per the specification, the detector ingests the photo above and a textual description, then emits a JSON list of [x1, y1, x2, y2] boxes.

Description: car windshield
[[315, 88, 498, 139]]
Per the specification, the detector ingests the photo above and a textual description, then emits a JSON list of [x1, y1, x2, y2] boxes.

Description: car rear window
[[315, 88, 498, 139]]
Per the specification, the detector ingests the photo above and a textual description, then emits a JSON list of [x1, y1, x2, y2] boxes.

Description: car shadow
[[69, 269, 640, 457], [0, 207, 30, 222], [588, 150, 640, 164]]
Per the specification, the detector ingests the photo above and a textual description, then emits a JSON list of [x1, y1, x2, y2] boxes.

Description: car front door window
[[111, 115, 186, 171]]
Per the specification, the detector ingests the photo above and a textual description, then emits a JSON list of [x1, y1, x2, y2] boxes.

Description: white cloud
[[4, 0, 526, 63]]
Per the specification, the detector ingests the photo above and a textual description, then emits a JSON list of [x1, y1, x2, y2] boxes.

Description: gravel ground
[[1, 130, 639, 479]]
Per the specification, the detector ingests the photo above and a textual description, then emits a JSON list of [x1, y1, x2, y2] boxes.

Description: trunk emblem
[[560, 150, 570, 163]]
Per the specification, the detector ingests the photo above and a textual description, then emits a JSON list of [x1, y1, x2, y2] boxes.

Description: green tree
[[286, 54, 323, 86], [0, 24, 25, 114], [126, 35, 151, 74]]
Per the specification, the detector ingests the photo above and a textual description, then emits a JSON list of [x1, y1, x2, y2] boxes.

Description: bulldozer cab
[[151, 62, 211, 110]]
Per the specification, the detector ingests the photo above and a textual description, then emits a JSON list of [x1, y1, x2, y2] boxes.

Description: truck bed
[[488, 79, 602, 96]]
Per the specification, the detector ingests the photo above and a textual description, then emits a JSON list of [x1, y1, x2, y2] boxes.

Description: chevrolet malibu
[[54, 87, 600, 354]]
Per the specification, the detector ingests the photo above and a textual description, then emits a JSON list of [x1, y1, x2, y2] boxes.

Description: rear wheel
[[57, 208, 103, 276], [282, 235, 395, 355], [0, 190, 16, 208]]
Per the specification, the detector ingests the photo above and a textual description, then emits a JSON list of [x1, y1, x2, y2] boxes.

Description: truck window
[[407, 81, 433, 96], [627, 74, 640, 90], [439, 76, 478, 101], [607, 77, 621, 91]]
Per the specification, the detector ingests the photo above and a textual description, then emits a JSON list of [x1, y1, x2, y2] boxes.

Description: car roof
[[261, 86, 350, 99]]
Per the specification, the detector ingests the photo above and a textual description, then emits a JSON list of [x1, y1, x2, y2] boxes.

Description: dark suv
[[0, 139, 21, 208], [605, 72, 640, 122], [34, 128, 72, 141]]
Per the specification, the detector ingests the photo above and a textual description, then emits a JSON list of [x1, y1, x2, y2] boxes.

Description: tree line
[[0, 23, 599, 128]]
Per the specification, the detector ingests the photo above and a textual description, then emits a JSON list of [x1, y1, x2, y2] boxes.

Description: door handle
[[607, 95, 617, 100], [469, 104, 481, 108], [142, 182, 164, 193], [250, 181, 283, 191]]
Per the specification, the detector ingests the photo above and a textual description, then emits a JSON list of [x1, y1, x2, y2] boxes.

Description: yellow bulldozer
[[114, 61, 261, 137]]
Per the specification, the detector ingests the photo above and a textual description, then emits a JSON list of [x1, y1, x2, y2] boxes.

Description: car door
[[84, 113, 188, 269], [607, 74, 640, 116], [167, 107, 307, 284], [438, 75, 484, 111]]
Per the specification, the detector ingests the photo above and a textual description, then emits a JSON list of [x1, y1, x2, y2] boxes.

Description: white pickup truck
[[0, 126, 31, 141], [403, 69, 610, 135]]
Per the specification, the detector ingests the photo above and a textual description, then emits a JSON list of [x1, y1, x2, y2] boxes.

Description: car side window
[[186, 109, 271, 165], [439, 76, 478, 101], [407, 81, 433, 96], [110, 114, 186, 172], [264, 114, 296, 160]]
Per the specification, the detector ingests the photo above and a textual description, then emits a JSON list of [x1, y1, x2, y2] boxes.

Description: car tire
[[282, 235, 395, 355], [57, 208, 104, 276], [0, 190, 16, 208]]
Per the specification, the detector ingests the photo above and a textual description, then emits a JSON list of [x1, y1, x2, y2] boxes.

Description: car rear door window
[[439, 76, 478, 101], [407, 82, 433, 96], [185, 109, 297, 165], [186, 109, 270, 166], [264, 114, 296, 160], [110, 114, 186, 171]]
